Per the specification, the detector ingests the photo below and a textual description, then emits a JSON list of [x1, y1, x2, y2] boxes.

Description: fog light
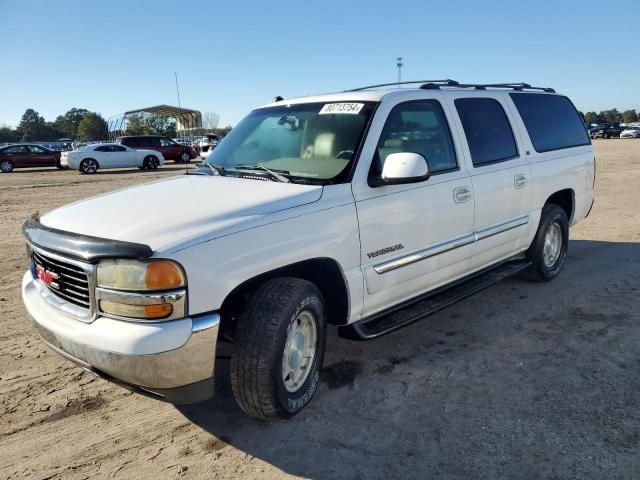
[[100, 300, 173, 320]]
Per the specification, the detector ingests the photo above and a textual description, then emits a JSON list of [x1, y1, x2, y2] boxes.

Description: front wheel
[[230, 277, 326, 420], [180, 151, 191, 163], [527, 204, 569, 282]]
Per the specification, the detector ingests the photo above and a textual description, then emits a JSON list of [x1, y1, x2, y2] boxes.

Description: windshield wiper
[[233, 165, 290, 183], [195, 162, 225, 176]]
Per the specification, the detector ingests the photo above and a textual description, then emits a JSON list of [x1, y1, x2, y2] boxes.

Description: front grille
[[33, 250, 90, 309]]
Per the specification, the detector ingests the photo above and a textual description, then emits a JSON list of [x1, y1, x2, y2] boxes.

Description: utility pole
[[174, 72, 182, 138], [396, 57, 404, 84]]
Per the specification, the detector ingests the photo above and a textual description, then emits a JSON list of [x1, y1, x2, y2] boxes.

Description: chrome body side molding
[[373, 215, 530, 274]]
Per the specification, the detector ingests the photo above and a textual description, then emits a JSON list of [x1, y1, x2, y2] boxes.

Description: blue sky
[[1, 0, 638, 128]]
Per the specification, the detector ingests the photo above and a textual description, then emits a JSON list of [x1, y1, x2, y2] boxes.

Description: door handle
[[514, 174, 527, 189], [453, 186, 472, 204]]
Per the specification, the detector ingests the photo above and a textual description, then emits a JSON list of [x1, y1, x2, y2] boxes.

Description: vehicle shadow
[[177, 239, 640, 479]]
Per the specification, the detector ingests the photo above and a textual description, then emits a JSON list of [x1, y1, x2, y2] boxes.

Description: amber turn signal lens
[[145, 261, 185, 290], [144, 303, 174, 319]]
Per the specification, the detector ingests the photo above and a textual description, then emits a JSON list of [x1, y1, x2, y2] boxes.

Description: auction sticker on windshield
[[319, 103, 364, 115]]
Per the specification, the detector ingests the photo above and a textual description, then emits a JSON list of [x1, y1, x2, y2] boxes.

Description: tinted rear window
[[454, 98, 518, 166], [510, 93, 590, 153]]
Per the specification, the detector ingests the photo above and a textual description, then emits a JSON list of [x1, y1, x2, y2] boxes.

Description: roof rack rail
[[422, 82, 556, 93], [345, 80, 555, 93], [346, 79, 459, 92], [463, 83, 556, 93]]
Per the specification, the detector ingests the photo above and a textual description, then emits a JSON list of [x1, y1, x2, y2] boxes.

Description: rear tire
[[143, 155, 159, 170], [527, 204, 569, 282], [230, 277, 326, 420], [79, 158, 98, 174], [0, 159, 14, 173]]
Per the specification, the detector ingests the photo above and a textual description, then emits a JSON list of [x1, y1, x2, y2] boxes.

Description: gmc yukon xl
[[21, 80, 595, 420]]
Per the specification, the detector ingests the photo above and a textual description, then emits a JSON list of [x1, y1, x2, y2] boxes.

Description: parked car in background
[[61, 143, 164, 174], [620, 127, 640, 139], [117, 135, 198, 163], [589, 123, 623, 139], [0, 144, 62, 173], [199, 134, 219, 160]]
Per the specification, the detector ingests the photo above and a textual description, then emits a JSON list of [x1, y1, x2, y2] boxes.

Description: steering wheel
[[336, 150, 353, 159]]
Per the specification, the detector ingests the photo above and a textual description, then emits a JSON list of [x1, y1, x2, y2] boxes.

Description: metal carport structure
[[107, 105, 202, 140]]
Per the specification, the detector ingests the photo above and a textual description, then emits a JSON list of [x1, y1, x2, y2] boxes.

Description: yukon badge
[[367, 244, 405, 259]]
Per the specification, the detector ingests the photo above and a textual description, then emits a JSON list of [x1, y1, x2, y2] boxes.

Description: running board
[[339, 260, 531, 341]]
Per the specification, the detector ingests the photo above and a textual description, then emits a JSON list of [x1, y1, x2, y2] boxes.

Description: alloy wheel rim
[[543, 222, 562, 268], [1, 161, 11, 172], [282, 310, 317, 393]]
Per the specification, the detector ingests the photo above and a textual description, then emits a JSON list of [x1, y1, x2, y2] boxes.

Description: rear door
[[4, 145, 29, 167], [447, 93, 532, 271], [352, 96, 475, 316]]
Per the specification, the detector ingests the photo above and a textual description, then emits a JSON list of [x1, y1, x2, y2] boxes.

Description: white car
[[620, 127, 640, 138], [199, 135, 219, 160], [61, 143, 165, 174], [22, 80, 594, 419]]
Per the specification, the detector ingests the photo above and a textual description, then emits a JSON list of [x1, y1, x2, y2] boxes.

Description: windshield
[[202, 101, 376, 183]]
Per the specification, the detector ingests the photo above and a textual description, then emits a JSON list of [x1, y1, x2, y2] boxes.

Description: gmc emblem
[[36, 264, 60, 290]]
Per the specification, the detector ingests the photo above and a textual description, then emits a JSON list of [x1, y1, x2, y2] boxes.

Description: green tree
[[583, 112, 600, 125], [53, 108, 89, 139], [125, 113, 146, 135], [622, 109, 638, 123], [0, 124, 19, 142], [76, 112, 107, 141], [16, 108, 48, 141], [600, 109, 622, 123]]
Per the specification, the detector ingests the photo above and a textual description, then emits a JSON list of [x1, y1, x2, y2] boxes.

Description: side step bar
[[339, 260, 531, 341]]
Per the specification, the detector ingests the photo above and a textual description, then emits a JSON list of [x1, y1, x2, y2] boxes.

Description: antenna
[[396, 57, 404, 85], [175, 72, 188, 172]]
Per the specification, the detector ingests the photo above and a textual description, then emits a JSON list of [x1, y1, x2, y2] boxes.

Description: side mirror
[[375, 152, 430, 186]]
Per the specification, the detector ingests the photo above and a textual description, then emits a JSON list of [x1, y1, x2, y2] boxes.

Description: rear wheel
[[79, 158, 98, 174], [0, 159, 14, 173], [142, 155, 159, 170], [527, 204, 569, 282], [230, 277, 326, 420]]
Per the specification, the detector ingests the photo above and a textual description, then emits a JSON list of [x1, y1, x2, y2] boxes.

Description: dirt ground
[[1, 141, 639, 480]]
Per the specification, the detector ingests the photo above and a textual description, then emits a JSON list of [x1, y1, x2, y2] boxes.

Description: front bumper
[[22, 271, 220, 404]]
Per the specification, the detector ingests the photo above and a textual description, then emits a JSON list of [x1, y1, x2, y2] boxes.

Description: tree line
[[0, 108, 108, 143], [0, 108, 233, 143], [581, 109, 638, 125]]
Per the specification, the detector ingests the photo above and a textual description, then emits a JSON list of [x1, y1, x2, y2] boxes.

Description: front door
[[448, 94, 533, 271], [352, 99, 475, 317]]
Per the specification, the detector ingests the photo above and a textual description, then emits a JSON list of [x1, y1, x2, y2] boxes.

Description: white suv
[[21, 80, 595, 420]]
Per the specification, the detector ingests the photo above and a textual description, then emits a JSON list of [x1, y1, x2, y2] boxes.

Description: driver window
[[160, 138, 174, 147], [27, 145, 44, 153], [372, 100, 458, 176]]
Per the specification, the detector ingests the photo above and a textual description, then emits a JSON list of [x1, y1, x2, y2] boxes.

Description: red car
[[0, 144, 62, 173], [116, 135, 198, 163]]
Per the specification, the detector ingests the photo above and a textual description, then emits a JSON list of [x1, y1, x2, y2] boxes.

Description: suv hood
[[40, 175, 323, 251]]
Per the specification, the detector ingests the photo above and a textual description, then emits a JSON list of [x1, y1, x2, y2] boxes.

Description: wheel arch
[[544, 188, 574, 223], [219, 257, 350, 333]]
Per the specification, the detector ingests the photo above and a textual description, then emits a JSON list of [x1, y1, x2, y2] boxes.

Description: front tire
[[0, 159, 14, 173], [527, 204, 569, 282], [230, 277, 327, 420], [180, 151, 191, 163]]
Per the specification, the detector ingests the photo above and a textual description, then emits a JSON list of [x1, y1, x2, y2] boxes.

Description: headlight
[[96, 259, 187, 321], [97, 259, 186, 291]]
